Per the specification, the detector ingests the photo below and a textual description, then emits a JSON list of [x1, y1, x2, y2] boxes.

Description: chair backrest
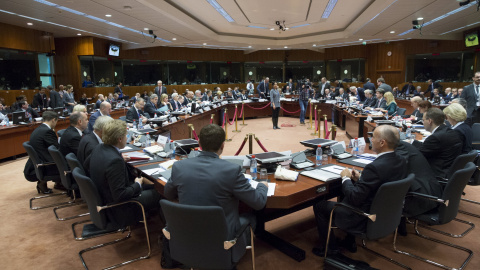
[[445, 150, 477, 179], [66, 152, 84, 172], [438, 162, 476, 223], [72, 167, 108, 229], [396, 108, 406, 116], [23, 141, 45, 180], [160, 200, 232, 269], [366, 174, 414, 240], [119, 116, 126, 121], [57, 129, 66, 137], [472, 123, 480, 143], [48, 145, 74, 190]]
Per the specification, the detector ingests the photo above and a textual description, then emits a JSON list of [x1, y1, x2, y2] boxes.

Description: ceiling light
[[203, 43, 207, 45], [417, 17, 423, 20], [313, 44, 317, 47], [248, 46, 252, 48], [206, 0, 234, 23], [105, 14, 112, 17], [27, 22, 33, 25], [144, 28, 149, 31], [77, 33, 81, 35], [172, 38, 177, 40], [267, 48, 271, 50], [270, 28, 274, 30], [284, 46, 288, 48], [285, 27, 289, 30], [322, 0, 338, 19], [390, 31, 395, 34], [359, 38, 363, 41]]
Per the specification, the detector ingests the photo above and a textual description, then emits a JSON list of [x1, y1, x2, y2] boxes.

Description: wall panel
[[0, 22, 54, 53]]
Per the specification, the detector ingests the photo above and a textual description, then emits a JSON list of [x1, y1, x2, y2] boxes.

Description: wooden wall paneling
[[404, 39, 467, 55], [122, 47, 245, 62], [324, 45, 367, 60], [285, 50, 325, 61], [0, 22, 54, 53]]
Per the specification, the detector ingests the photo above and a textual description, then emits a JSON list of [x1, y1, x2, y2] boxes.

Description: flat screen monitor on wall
[[465, 31, 479, 48], [108, 44, 120, 56]]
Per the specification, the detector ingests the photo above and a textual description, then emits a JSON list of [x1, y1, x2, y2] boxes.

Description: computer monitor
[[12, 111, 26, 125], [190, 102, 197, 113], [111, 101, 117, 109], [128, 100, 134, 107], [86, 104, 94, 114], [53, 107, 64, 116]]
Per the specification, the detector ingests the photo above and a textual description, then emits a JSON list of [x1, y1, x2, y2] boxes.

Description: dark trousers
[[271, 107, 279, 127], [299, 99, 308, 123]]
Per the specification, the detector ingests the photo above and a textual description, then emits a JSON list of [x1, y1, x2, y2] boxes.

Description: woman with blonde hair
[[213, 90, 224, 102], [444, 103, 472, 153], [381, 92, 398, 115], [159, 93, 173, 111]]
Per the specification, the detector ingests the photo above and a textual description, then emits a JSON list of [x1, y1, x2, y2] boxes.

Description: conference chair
[[23, 141, 67, 210], [47, 145, 88, 221], [396, 163, 476, 270], [395, 108, 406, 116], [472, 123, 480, 150], [324, 174, 414, 270], [65, 152, 84, 173], [160, 199, 256, 270], [71, 167, 151, 269], [459, 152, 480, 218]]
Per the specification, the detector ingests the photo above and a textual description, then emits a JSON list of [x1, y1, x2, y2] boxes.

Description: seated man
[[126, 97, 149, 124], [88, 101, 111, 132], [23, 111, 62, 193], [59, 111, 88, 156], [366, 89, 386, 110], [165, 124, 268, 264], [362, 90, 377, 107], [77, 115, 113, 175], [144, 94, 164, 117], [313, 125, 407, 255], [90, 120, 162, 227], [16, 100, 39, 120], [413, 108, 463, 178], [201, 90, 213, 102]]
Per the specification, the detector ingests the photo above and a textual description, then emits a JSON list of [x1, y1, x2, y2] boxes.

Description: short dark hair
[[418, 100, 432, 110], [425, 108, 445, 126], [69, 111, 83, 126], [42, 111, 59, 121], [199, 124, 225, 152], [376, 89, 385, 95]]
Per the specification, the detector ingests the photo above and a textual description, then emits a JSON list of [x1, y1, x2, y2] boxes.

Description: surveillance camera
[[148, 30, 154, 35], [275, 21, 280, 25], [412, 20, 419, 25]]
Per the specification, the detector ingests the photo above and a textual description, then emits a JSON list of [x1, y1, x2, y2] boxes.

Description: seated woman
[[444, 103, 473, 154], [380, 92, 398, 116], [213, 90, 224, 102], [159, 93, 173, 111]]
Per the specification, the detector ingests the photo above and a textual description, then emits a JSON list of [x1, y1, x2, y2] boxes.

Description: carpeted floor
[[1, 116, 479, 269]]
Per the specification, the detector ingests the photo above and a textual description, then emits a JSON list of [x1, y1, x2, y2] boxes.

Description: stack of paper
[[249, 179, 276, 196]]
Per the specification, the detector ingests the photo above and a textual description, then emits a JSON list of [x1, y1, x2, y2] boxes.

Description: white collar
[[93, 131, 102, 143], [431, 126, 440, 134], [74, 126, 83, 136], [376, 151, 394, 158], [452, 122, 463, 129]]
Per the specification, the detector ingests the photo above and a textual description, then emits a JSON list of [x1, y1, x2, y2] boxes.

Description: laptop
[[86, 104, 94, 114], [111, 101, 117, 109], [53, 107, 64, 117], [12, 111, 26, 124]]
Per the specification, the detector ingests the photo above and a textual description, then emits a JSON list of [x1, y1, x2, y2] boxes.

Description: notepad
[[249, 179, 276, 196], [301, 169, 339, 182]]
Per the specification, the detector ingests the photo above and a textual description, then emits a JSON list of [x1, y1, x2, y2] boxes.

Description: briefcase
[[324, 253, 379, 270]]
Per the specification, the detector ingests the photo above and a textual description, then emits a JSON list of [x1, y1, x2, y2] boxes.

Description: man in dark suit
[[323, 88, 335, 100], [16, 101, 39, 120], [376, 78, 392, 93], [23, 111, 61, 193], [49, 85, 64, 108], [154, 80, 167, 105], [313, 125, 407, 256], [350, 86, 365, 102], [461, 71, 480, 124], [59, 112, 88, 157], [425, 79, 442, 97], [144, 94, 164, 117], [368, 89, 387, 110], [401, 82, 415, 96], [126, 97, 148, 124], [318, 77, 331, 97], [77, 115, 113, 175], [413, 108, 463, 178], [114, 82, 125, 100], [337, 88, 349, 100], [202, 90, 213, 102], [32, 87, 48, 109], [88, 101, 111, 132], [363, 78, 376, 91], [90, 120, 162, 227], [165, 124, 268, 263], [256, 77, 270, 98], [362, 90, 377, 107], [95, 94, 105, 109]]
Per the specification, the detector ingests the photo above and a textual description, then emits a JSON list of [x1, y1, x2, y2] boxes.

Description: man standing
[[126, 98, 148, 124], [154, 80, 167, 105], [413, 108, 462, 177], [33, 87, 48, 109], [401, 82, 415, 96], [59, 111, 88, 156], [376, 78, 392, 93], [425, 79, 442, 97], [257, 77, 269, 98], [246, 80, 254, 95], [350, 86, 365, 102], [88, 101, 111, 132], [363, 78, 376, 91], [319, 77, 331, 97], [165, 124, 268, 264], [49, 85, 64, 108], [63, 85, 76, 113], [313, 125, 407, 255], [114, 82, 124, 100], [299, 84, 313, 125], [461, 71, 480, 124]]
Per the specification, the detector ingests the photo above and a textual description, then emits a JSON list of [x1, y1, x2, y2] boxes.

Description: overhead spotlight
[[248, 45, 252, 48], [203, 43, 207, 45], [172, 38, 177, 41], [267, 48, 271, 50], [27, 22, 33, 26], [359, 38, 363, 41], [275, 20, 287, 31], [148, 30, 154, 35]]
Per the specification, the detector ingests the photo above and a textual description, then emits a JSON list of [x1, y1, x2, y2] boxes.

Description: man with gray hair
[[154, 80, 167, 105], [88, 101, 112, 132], [126, 97, 148, 124], [77, 115, 113, 175], [144, 94, 163, 117], [95, 94, 105, 109], [363, 90, 377, 107]]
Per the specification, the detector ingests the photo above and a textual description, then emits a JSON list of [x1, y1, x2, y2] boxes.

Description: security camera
[[276, 21, 280, 25]]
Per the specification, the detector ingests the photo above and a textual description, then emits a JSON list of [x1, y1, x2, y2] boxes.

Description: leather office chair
[[48, 145, 88, 221], [71, 167, 151, 269], [160, 199, 256, 270], [471, 123, 480, 150], [396, 162, 476, 270], [324, 174, 414, 270], [65, 152, 84, 173], [23, 141, 67, 210]]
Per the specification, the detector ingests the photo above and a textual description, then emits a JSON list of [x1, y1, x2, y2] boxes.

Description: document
[[352, 158, 373, 165], [321, 165, 345, 174], [142, 167, 165, 176], [301, 169, 339, 182], [249, 179, 276, 196]]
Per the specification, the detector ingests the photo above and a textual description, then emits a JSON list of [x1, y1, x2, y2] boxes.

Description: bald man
[[88, 101, 112, 132], [312, 125, 407, 256]]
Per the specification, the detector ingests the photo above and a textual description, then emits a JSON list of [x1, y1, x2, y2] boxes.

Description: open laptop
[[12, 111, 26, 124], [86, 104, 94, 114], [53, 107, 64, 117]]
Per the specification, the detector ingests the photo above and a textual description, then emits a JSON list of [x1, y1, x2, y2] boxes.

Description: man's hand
[[135, 177, 144, 186], [340, 168, 352, 178], [351, 169, 361, 181], [258, 181, 268, 187], [122, 153, 131, 161]]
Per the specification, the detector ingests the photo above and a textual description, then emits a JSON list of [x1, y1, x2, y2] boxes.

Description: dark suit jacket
[[202, 95, 213, 102], [318, 82, 331, 96], [395, 141, 443, 217], [453, 122, 473, 154], [413, 124, 463, 177], [401, 84, 415, 95], [403, 108, 423, 120], [144, 100, 161, 117], [256, 81, 270, 97], [77, 132, 100, 175], [49, 90, 64, 108], [114, 86, 124, 98], [335, 152, 407, 232], [154, 86, 167, 99], [90, 144, 141, 226], [165, 151, 268, 262], [461, 83, 479, 117], [355, 88, 366, 102], [339, 93, 349, 100], [374, 98, 387, 109], [59, 126, 82, 157], [87, 110, 102, 132], [363, 82, 376, 91], [425, 82, 442, 96], [32, 93, 48, 109], [363, 97, 377, 107], [23, 124, 59, 181], [126, 106, 147, 123], [16, 107, 40, 119], [95, 99, 102, 109]]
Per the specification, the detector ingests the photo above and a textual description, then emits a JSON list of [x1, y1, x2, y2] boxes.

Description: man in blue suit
[[257, 77, 270, 98], [88, 101, 111, 132], [363, 78, 376, 91]]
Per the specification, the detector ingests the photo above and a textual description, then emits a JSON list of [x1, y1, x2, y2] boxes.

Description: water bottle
[[353, 138, 359, 157], [169, 140, 176, 159], [250, 155, 258, 180], [138, 119, 143, 130], [145, 132, 151, 147], [133, 119, 137, 130], [6, 117, 10, 127], [126, 128, 131, 143], [316, 145, 323, 167], [28, 114, 32, 123], [406, 128, 412, 139], [154, 113, 157, 119]]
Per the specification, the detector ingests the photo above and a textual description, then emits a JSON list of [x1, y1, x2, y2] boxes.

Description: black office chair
[[65, 152, 84, 173], [23, 141, 67, 210], [471, 123, 480, 150], [71, 167, 151, 269], [57, 129, 66, 137], [324, 174, 414, 270], [396, 162, 476, 270], [48, 145, 88, 221], [160, 199, 256, 270]]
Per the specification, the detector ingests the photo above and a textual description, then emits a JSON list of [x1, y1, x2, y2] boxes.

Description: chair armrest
[[224, 219, 251, 250], [406, 192, 448, 206], [37, 162, 57, 167], [333, 202, 376, 222], [97, 200, 147, 219]]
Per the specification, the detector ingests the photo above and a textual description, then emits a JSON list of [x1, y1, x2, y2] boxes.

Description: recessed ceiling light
[[390, 31, 395, 34], [203, 43, 207, 45], [313, 44, 317, 47], [267, 48, 271, 50], [27, 22, 33, 25], [270, 28, 274, 30], [248, 45, 252, 48], [359, 38, 363, 41], [172, 38, 177, 41], [284, 46, 288, 48], [144, 28, 149, 31], [285, 27, 289, 30], [77, 33, 82, 35], [105, 14, 112, 17], [417, 17, 423, 20]]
